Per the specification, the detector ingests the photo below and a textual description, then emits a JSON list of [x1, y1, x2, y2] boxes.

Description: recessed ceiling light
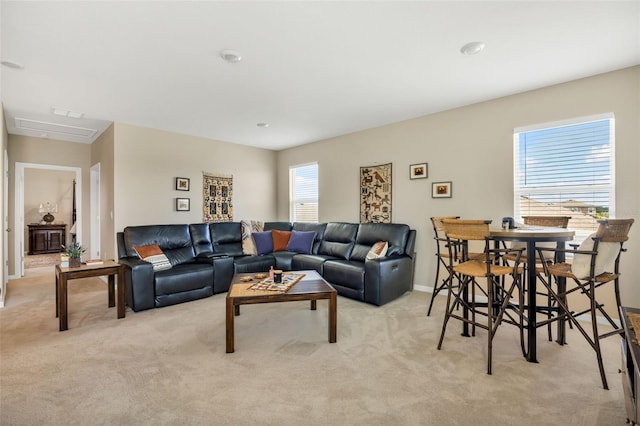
[[219, 50, 242, 63], [257, 122, 270, 128], [460, 41, 486, 55], [1, 59, 24, 69]]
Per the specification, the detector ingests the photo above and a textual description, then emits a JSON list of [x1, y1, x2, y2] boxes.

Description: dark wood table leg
[[311, 300, 317, 310], [329, 291, 337, 343], [526, 240, 538, 363], [59, 274, 68, 331], [107, 274, 116, 308], [555, 241, 568, 345], [117, 268, 125, 319], [55, 271, 59, 318], [226, 297, 235, 353]]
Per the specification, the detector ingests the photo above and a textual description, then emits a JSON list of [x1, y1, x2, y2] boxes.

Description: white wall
[[113, 123, 278, 234], [277, 66, 640, 308]]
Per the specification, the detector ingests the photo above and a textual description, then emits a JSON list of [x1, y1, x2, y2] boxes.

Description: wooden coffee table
[[226, 270, 337, 353]]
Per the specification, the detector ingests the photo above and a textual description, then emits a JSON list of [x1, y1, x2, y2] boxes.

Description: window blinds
[[514, 115, 614, 235], [290, 163, 318, 223]]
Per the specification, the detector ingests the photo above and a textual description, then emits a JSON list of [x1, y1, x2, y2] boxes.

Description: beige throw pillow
[[571, 233, 620, 279], [241, 220, 256, 255], [366, 241, 389, 260]]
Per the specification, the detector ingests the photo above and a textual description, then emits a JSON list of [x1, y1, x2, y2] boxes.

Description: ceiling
[[1, 1, 639, 151]]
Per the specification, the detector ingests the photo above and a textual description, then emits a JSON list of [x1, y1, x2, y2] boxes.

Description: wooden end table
[[54, 260, 125, 331], [226, 270, 337, 353]]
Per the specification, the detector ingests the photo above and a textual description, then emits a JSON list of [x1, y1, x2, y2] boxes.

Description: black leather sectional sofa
[[116, 221, 416, 312]]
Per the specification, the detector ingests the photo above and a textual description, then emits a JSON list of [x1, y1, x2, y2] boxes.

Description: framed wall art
[[176, 198, 190, 211], [176, 177, 190, 191], [203, 172, 233, 222], [360, 162, 392, 223], [432, 181, 452, 198], [409, 163, 428, 180]]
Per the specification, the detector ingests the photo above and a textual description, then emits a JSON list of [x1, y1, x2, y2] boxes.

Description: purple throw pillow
[[286, 230, 316, 254], [252, 231, 274, 255]]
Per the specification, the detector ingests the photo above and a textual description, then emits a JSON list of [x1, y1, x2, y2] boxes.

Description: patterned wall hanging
[[360, 163, 392, 223], [203, 172, 233, 222]]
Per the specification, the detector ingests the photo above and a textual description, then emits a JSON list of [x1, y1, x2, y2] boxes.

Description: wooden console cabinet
[[621, 306, 640, 425], [28, 224, 66, 255]]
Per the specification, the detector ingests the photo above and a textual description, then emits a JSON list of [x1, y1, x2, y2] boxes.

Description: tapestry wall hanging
[[360, 163, 392, 223], [203, 172, 233, 222]]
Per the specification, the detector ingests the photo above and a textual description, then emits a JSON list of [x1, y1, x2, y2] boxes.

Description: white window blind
[[290, 163, 318, 223], [514, 114, 614, 242]]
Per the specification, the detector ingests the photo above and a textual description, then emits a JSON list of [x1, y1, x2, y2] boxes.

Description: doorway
[[14, 162, 82, 277]]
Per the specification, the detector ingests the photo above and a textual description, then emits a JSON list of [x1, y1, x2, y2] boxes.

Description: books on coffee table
[[248, 273, 305, 292]]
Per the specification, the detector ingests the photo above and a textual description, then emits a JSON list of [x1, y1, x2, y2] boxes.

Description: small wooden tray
[[247, 273, 305, 292]]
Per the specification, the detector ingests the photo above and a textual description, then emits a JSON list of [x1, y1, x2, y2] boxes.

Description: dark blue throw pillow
[[252, 231, 273, 255], [286, 230, 316, 254]]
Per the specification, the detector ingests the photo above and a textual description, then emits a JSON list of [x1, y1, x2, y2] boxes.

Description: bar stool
[[537, 218, 634, 389], [437, 219, 525, 374], [427, 216, 459, 316]]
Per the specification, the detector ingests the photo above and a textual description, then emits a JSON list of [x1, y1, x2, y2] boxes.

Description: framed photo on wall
[[409, 163, 428, 180], [176, 198, 190, 211], [432, 181, 452, 198], [176, 177, 190, 191]]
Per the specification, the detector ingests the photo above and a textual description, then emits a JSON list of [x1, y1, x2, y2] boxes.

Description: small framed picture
[[176, 177, 190, 191], [432, 181, 452, 198], [410, 163, 428, 180], [176, 198, 190, 211]]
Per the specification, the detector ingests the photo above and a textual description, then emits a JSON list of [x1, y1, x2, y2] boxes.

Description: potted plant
[[62, 242, 85, 267]]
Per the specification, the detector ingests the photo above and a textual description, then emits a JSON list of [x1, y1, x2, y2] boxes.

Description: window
[[514, 113, 614, 243], [290, 163, 318, 222]]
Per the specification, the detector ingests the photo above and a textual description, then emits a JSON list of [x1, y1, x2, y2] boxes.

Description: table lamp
[[39, 202, 58, 224]]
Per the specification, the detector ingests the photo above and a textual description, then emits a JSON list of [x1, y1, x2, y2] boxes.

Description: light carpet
[[23, 253, 60, 269], [0, 267, 627, 425]]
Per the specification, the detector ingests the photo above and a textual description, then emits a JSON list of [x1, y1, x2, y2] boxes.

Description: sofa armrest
[[194, 254, 234, 293], [364, 255, 413, 306], [118, 256, 155, 312]]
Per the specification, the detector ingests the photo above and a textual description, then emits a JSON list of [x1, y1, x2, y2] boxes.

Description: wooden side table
[[54, 260, 125, 331]]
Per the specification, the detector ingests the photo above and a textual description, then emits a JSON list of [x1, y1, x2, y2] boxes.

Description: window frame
[[289, 162, 319, 223], [513, 113, 615, 242]]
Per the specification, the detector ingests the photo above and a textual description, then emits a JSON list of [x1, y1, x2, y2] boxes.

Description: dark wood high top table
[[490, 226, 575, 363], [54, 260, 125, 331], [226, 270, 337, 353]]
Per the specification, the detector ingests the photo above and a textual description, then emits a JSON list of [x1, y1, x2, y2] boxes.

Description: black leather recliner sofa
[[117, 221, 416, 312]]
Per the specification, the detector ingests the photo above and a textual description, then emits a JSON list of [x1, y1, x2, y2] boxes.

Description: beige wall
[[6, 123, 277, 275], [91, 124, 116, 261], [7, 136, 91, 276], [277, 66, 640, 309], [113, 123, 277, 234], [23, 168, 76, 244]]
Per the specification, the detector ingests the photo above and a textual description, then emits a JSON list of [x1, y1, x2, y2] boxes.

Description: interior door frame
[[1, 150, 8, 307], [90, 162, 100, 259], [14, 162, 82, 277]]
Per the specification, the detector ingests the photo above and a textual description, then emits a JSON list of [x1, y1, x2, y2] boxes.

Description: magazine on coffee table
[[248, 273, 305, 292]]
